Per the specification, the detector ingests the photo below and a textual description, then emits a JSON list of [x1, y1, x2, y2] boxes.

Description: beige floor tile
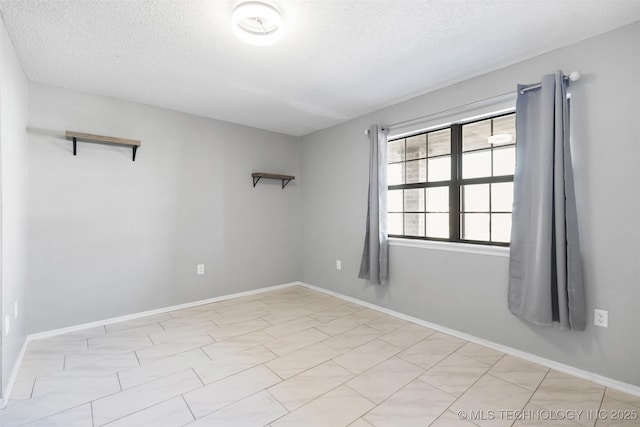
[[100, 323, 165, 340], [32, 371, 120, 398], [264, 327, 329, 356], [168, 302, 222, 318], [268, 360, 354, 411], [263, 315, 321, 339], [352, 308, 387, 322], [262, 307, 315, 325], [148, 320, 217, 344], [418, 353, 490, 397], [450, 374, 535, 427], [530, 371, 605, 427], [606, 388, 640, 410], [8, 378, 35, 404], [194, 344, 277, 384], [92, 369, 202, 426], [118, 348, 211, 389], [64, 348, 132, 371], [455, 342, 505, 365], [366, 315, 409, 333], [201, 330, 273, 358], [378, 323, 436, 348], [105, 313, 172, 334], [27, 337, 90, 356], [596, 397, 640, 426], [15, 354, 65, 382], [489, 355, 549, 391], [322, 325, 382, 353], [271, 385, 375, 427], [348, 418, 375, 427], [310, 304, 366, 323], [159, 315, 218, 331], [25, 403, 93, 427], [87, 334, 153, 352], [266, 342, 341, 379], [207, 318, 271, 341], [184, 365, 282, 418], [398, 332, 466, 370], [4, 286, 629, 427], [431, 409, 481, 426], [102, 396, 194, 427], [1, 384, 111, 425], [135, 333, 214, 364], [186, 391, 287, 427], [65, 351, 140, 376], [316, 314, 370, 336], [363, 379, 456, 427], [346, 357, 424, 404], [512, 403, 583, 426], [333, 339, 402, 374]]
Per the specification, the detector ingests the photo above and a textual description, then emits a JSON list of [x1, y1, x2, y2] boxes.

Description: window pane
[[462, 184, 489, 212], [492, 114, 516, 146], [491, 213, 512, 243], [404, 213, 425, 237], [428, 156, 450, 182], [428, 129, 451, 156], [426, 213, 449, 239], [405, 159, 426, 183], [406, 134, 426, 160], [462, 150, 491, 179], [388, 139, 404, 163], [426, 187, 449, 212], [404, 189, 425, 212], [388, 213, 403, 235], [388, 189, 403, 212], [388, 163, 405, 185], [462, 213, 490, 241], [463, 119, 491, 152], [493, 146, 515, 176], [491, 182, 514, 212]]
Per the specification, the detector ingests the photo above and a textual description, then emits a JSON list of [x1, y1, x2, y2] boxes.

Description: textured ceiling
[[1, 1, 639, 136]]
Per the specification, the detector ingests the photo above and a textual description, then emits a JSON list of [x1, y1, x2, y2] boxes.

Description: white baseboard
[[1, 339, 28, 408], [28, 282, 299, 341], [297, 281, 640, 398]]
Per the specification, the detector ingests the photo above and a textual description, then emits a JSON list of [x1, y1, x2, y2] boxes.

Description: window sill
[[388, 238, 510, 257]]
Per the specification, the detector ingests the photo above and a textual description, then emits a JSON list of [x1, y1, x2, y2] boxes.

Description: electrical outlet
[[336, 260, 342, 270], [14, 301, 18, 319], [4, 315, 9, 336], [197, 264, 205, 275], [594, 309, 608, 328]]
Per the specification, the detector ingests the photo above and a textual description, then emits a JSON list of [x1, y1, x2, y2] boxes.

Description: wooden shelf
[[66, 131, 141, 161], [252, 172, 295, 189]]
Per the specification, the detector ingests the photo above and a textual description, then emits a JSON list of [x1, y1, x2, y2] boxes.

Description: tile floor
[[1, 286, 639, 426]]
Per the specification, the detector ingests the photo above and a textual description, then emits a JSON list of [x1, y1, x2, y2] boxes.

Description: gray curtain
[[508, 71, 585, 331], [358, 125, 389, 285]]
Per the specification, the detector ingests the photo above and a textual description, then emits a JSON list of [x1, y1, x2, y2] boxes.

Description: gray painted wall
[[300, 22, 640, 386], [0, 18, 29, 398], [27, 84, 301, 333]]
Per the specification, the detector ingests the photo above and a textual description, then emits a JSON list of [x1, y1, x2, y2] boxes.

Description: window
[[387, 112, 516, 246]]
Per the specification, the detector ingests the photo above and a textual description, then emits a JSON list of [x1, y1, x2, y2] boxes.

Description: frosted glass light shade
[[232, 1, 283, 46]]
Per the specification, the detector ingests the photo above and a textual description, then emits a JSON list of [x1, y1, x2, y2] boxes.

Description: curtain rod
[[377, 71, 581, 132], [520, 70, 581, 94]]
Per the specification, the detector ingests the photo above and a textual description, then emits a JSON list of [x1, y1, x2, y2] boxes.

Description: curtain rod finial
[[569, 71, 581, 82]]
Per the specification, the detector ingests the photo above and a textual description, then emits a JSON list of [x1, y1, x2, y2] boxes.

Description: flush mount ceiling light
[[232, 1, 283, 46]]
